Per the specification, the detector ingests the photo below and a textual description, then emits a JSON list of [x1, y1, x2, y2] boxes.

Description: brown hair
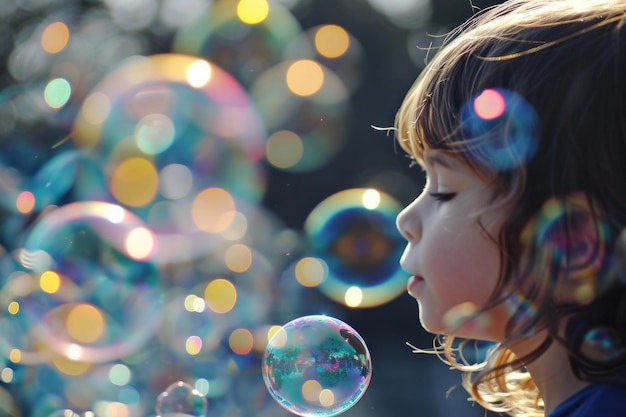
[[396, 1, 626, 414]]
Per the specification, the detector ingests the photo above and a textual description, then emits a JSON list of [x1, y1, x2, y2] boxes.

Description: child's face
[[396, 150, 511, 341]]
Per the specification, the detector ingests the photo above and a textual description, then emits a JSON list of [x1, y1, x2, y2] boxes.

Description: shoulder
[[548, 384, 626, 417]]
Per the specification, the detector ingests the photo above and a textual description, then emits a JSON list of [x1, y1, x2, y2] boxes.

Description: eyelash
[[429, 192, 456, 202]]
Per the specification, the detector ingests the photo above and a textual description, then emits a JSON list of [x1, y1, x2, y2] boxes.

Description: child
[[394, 1, 626, 416]]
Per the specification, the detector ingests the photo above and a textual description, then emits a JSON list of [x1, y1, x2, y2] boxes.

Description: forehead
[[423, 151, 460, 170]]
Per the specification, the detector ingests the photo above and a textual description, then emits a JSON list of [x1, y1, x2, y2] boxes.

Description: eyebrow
[[423, 152, 459, 170]]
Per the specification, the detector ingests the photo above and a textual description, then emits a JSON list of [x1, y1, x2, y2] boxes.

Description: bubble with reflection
[[0, 201, 162, 365], [251, 59, 351, 172], [72, 53, 267, 264], [460, 88, 538, 171], [304, 188, 406, 308], [156, 381, 208, 417], [173, 0, 302, 88], [262, 315, 372, 417]]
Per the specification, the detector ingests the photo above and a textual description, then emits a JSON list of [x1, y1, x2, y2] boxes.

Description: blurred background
[[0, 0, 501, 415]]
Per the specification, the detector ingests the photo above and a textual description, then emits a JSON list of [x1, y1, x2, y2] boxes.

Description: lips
[[407, 275, 425, 297]]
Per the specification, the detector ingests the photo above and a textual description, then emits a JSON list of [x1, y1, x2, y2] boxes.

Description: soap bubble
[[262, 315, 372, 417], [3, 201, 163, 364], [580, 326, 626, 364], [156, 381, 208, 417], [459, 88, 539, 171], [71, 53, 267, 264], [304, 188, 406, 308]]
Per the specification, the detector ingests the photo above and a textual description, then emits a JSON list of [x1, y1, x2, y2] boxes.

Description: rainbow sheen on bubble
[[2, 201, 163, 364], [71, 53, 267, 264], [156, 380, 208, 417], [262, 315, 371, 417], [304, 188, 406, 308], [460, 88, 538, 171]]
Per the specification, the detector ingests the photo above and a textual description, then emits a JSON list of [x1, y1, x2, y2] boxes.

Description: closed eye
[[429, 192, 456, 202]]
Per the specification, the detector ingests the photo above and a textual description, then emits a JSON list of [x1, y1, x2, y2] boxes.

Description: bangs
[[393, 73, 456, 168], [394, 1, 622, 175], [395, 55, 540, 178]]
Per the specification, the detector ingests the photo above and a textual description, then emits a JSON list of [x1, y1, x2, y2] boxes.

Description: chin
[[418, 306, 503, 341], [417, 309, 445, 335]]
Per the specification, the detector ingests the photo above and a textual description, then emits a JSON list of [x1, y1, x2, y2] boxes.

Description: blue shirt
[[547, 384, 626, 417]]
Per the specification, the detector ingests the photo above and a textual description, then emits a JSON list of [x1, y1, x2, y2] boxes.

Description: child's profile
[[394, 1, 626, 415]]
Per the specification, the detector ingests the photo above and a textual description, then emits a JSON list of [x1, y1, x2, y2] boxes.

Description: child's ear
[[522, 192, 610, 305]]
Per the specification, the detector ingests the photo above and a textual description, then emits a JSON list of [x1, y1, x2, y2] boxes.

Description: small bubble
[[155, 381, 208, 417]]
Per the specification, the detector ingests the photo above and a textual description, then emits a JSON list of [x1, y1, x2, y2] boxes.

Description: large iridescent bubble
[[262, 315, 372, 417], [1, 201, 163, 366], [72, 53, 267, 264], [304, 188, 406, 308]]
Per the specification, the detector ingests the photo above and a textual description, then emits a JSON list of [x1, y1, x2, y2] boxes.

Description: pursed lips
[[406, 275, 425, 297]]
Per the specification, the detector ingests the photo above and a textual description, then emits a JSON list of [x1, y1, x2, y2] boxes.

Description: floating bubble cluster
[[0, 1, 399, 415], [262, 315, 372, 417]]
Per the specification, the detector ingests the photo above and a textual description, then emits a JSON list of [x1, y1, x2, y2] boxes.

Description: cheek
[[421, 222, 502, 307]]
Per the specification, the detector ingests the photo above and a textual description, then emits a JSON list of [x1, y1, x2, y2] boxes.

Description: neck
[[510, 331, 589, 415]]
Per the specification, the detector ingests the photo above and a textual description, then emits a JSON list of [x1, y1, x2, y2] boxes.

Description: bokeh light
[[41, 21, 71, 54], [250, 59, 351, 172], [283, 24, 365, 94], [262, 315, 372, 417]]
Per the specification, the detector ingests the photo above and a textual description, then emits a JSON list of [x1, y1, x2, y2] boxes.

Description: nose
[[396, 198, 421, 242]]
